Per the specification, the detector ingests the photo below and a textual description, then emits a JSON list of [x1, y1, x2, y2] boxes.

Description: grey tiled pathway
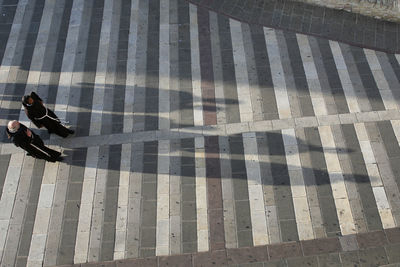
[[0, 0, 400, 266]]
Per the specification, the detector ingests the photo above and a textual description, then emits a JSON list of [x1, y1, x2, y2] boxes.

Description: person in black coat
[[22, 92, 74, 138], [6, 120, 62, 162]]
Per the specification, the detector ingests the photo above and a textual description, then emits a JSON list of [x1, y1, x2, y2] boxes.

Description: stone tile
[[358, 247, 389, 267], [317, 253, 341, 267], [227, 246, 268, 264], [193, 250, 232, 267], [268, 242, 302, 260], [339, 235, 359, 252], [158, 254, 192, 267], [301, 237, 341, 256], [295, 116, 318, 128], [385, 243, 400, 263], [116, 257, 157, 267], [356, 230, 388, 249], [340, 251, 360, 267], [385, 227, 400, 243], [286, 256, 318, 267]]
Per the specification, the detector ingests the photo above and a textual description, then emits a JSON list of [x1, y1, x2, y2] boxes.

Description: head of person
[[7, 120, 20, 133], [22, 95, 33, 106]]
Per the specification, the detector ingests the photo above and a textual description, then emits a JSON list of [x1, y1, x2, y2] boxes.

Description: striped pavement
[[0, 0, 400, 266]]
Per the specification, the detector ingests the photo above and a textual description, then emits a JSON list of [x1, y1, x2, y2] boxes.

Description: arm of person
[[28, 114, 43, 128]]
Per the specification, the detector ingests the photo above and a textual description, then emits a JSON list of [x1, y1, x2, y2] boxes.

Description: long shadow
[[32, 131, 375, 189]]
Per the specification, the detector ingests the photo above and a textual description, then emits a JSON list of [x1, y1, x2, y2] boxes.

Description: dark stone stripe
[[112, 0, 131, 134], [317, 38, 349, 114], [169, 0, 179, 129], [178, 0, 194, 128], [349, 46, 385, 111], [0, 1, 18, 64], [100, 1, 121, 136], [283, 31, 314, 117], [101, 144, 122, 261], [387, 54, 400, 83], [304, 127, 340, 237], [217, 15, 240, 124], [198, 7, 217, 125], [341, 124, 382, 231], [140, 141, 158, 257], [144, 0, 159, 131], [250, 25, 279, 120], [1, 0, 44, 141], [377, 121, 400, 195], [0, 154, 10, 200], [266, 131, 299, 242], [57, 148, 87, 265], [75, 0, 104, 137], [180, 138, 197, 253], [229, 134, 253, 247], [205, 136, 225, 250], [15, 159, 45, 267]]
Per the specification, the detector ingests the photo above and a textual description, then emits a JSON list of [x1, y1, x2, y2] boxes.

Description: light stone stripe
[[195, 137, 209, 251], [89, 0, 114, 136], [330, 124, 367, 232], [18, 0, 59, 127], [169, 140, 181, 254], [242, 132, 269, 245], [1, 156, 34, 266], [0, 0, 29, 109], [364, 49, 398, 110], [54, 0, 85, 124], [126, 142, 143, 258], [27, 161, 59, 267], [114, 144, 131, 260], [0, 153, 24, 261], [123, 0, 139, 133], [158, 0, 170, 130], [210, 11, 226, 125], [156, 140, 170, 256], [296, 128, 326, 239], [44, 158, 69, 266], [282, 128, 314, 240], [88, 146, 109, 262], [219, 136, 237, 248], [74, 146, 99, 264], [264, 28, 291, 119], [230, 19, 253, 122], [296, 34, 328, 116], [190, 4, 203, 127], [353, 123, 396, 228], [329, 41, 360, 113], [318, 125, 357, 235]]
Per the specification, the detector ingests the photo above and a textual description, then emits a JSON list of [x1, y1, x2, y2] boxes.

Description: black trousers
[[24, 135, 61, 162]]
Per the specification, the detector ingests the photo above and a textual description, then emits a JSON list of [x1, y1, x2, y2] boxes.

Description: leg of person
[[54, 122, 74, 138], [31, 134, 61, 162]]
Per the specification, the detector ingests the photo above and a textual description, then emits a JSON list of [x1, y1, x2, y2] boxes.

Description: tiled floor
[[0, 0, 400, 266]]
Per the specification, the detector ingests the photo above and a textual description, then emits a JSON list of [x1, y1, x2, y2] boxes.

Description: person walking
[[22, 92, 74, 138], [6, 120, 62, 162]]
